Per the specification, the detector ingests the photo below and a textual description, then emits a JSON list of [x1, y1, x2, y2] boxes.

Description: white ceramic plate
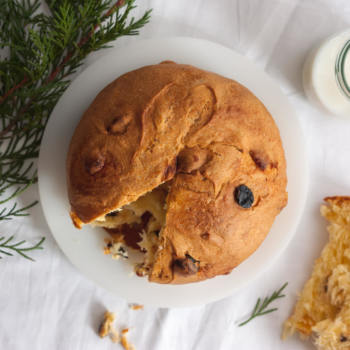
[[38, 37, 308, 307]]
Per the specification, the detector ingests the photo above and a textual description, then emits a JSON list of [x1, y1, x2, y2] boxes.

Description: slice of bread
[[283, 196, 350, 349]]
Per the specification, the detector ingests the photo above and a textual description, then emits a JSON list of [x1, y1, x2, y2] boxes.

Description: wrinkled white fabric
[[1, 1, 350, 349]]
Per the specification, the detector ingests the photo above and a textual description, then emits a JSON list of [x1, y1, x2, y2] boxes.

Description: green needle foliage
[[0, 201, 38, 220], [238, 282, 288, 327], [0, 0, 151, 259], [0, 235, 45, 261]]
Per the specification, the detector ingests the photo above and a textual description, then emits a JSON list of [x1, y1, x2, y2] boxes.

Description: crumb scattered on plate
[[103, 238, 129, 259]]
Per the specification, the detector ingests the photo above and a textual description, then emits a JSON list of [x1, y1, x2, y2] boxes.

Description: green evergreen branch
[[238, 282, 288, 327], [0, 201, 38, 220], [0, 0, 151, 223], [0, 235, 45, 261]]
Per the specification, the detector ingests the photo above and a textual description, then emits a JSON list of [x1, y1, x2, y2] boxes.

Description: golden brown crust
[[67, 62, 287, 284], [324, 196, 350, 207], [70, 211, 83, 229], [283, 196, 350, 349]]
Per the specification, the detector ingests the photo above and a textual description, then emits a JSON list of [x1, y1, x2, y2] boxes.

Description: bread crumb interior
[[92, 183, 169, 276]]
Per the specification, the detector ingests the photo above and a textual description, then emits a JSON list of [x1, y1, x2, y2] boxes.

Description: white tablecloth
[[2, 1, 350, 349]]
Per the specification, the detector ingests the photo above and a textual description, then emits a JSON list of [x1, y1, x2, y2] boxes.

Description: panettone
[[66, 62, 287, 284], [283, 197, 350, 349]]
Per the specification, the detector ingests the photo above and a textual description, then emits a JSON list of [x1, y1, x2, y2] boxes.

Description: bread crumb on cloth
[[98, 311, 135, 349], [98, 311, 116, 338], [121, 328, 136, 350], [130, 304, 144, 310]]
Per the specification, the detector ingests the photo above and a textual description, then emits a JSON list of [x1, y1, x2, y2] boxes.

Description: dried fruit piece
[[340, 335, 348, 342], [85, 155, 105, 175], [162, 158, 177, 181], [103, 241, 128, 259], [177, 147, 208, 173], [249, 150, 268, 170], [107, 114, 132, 135], [174, 254, 200, 275], [106, 211, 120, 217], [200, 232, 210, 240], [234, 185, 254, 208]]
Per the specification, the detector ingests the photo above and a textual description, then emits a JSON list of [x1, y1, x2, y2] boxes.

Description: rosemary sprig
[[238, 282, 288, 327], [0, 235, 45, 261], [0, 0, 151, 220]]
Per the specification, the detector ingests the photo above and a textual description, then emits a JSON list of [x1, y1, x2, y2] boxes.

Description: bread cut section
[[67, 62, 287, 284], [283, 196, 350, 349], [97, 183, 168, 276]]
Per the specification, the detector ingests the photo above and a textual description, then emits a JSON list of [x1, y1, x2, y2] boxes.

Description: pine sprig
[[0, 201, 38, 220], [0, 0, 151, 221], [0, 235, 45, 261], [238, 282, 288, 327]]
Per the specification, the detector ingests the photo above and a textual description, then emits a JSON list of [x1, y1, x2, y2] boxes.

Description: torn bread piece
[[283, 196, 350, 349]]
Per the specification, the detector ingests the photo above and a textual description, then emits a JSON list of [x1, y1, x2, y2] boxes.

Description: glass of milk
[[303, 30, 350, 118]]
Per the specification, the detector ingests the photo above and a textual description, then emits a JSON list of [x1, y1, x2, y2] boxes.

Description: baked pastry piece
[[67, 62, 287, 284], [283, 196, 350, 349]]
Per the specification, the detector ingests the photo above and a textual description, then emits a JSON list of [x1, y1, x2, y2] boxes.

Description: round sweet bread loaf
[[67, 62, 287, 284]]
